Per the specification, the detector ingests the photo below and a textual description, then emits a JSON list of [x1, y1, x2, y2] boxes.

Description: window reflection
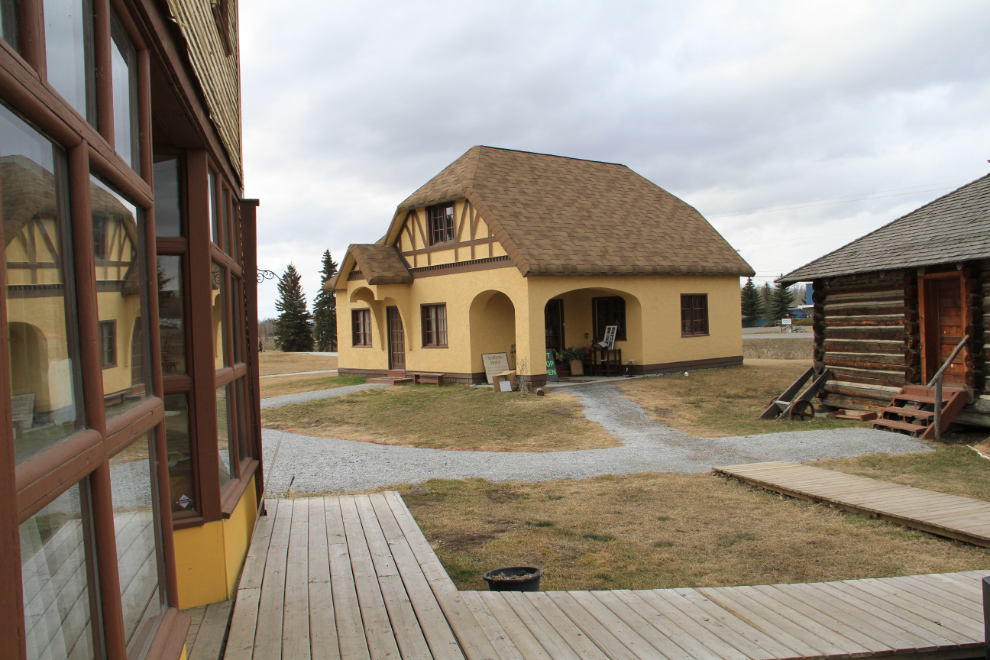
[[91, 175, 150, 417], [109, 433, 164, 653], [152, 157, 181, 237], [20, 481, 99, 660], [216, 385, 231, 490], [157, 256, 185, 375], [43, 0, 96, 123], [1, 104, 83, 462], [110, 9, 138, 170], [0, 0, 19, 51], [234, 378, 248, 463], [212, 262, 228, 369], [231, 276, 242, 363], [208, 170, 219, 245], [164, 394, 195, 514]]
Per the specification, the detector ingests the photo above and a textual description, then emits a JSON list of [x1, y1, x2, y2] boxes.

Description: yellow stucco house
[[329, 146, 755, 387]]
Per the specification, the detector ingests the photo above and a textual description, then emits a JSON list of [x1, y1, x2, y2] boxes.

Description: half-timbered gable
[[782, 174, 990, 428]]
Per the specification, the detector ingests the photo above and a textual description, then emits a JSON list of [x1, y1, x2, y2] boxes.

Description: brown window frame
[[352, 308, 372, 347], [428, 202, 455, 246], [99, 320, 117, 367], [592, 296, 626, 341], [421, 303, 447, 347], [681, 294, 709, 336]]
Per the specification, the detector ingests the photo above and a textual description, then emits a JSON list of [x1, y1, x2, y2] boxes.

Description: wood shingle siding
[[163, 0, 243, 180]]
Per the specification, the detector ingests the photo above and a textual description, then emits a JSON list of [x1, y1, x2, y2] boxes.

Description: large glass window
[[43, 0, 96, 123], [109, 10, 138, 170], [20, 481, 100, 660], [593, 296, 626, 341], [234, 378, 248, 463], [91, 174, 150, 417], [212, 262, 228, 369], [429, 202, 455, 245], [157, 256, 185, 375], [216, 385, 231, 490], [352, 309, 371, 347], [152, 157, 181, 237], [1, 104, 83, 462], [681, 294, 709, 336], [0, 0, 19, 51], [109, 433, 165, 654], [164, 394, 195, 514]]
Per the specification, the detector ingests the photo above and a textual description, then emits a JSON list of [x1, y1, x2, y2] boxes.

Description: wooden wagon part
[[759, 367, 831, 420]]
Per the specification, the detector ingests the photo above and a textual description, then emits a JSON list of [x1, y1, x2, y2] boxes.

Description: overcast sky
[[240, 0, 990, 319]]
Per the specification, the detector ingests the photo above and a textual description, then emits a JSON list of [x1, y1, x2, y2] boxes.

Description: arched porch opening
[[541, 287, 642, 373], [9, 322, 49, 419], [469, 290, 516, 376]]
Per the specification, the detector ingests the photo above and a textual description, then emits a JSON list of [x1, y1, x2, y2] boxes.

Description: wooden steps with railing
[[871, 336, 970, 440]]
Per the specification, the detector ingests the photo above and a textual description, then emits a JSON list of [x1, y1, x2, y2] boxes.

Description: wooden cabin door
[[544, 299, 564, 358], [387, 307, 405, 370], [921, 274, 965, 386]]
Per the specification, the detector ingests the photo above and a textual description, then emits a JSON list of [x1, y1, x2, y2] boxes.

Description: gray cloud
[[240, 0, 990, 317]]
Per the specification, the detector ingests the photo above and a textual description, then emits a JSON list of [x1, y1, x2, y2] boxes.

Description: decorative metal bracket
[[258, 269, 279, 284]]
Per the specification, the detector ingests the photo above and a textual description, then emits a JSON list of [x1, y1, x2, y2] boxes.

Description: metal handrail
[[929, 335, 968, 440]]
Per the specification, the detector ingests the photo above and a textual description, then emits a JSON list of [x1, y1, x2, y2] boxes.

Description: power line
[[707, 179, 966, 219]]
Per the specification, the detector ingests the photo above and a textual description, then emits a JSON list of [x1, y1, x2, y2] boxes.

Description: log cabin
[[780, 174, 990, 429], [0, 0, 263, 658], [328, 146, 756, 388]]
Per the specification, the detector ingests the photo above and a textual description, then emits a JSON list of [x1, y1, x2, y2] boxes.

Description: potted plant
[[482, 566, 543, 592], [555, 346, 590, 376]]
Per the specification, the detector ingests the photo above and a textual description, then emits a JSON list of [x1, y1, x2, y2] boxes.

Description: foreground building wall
[[0, 0, 262, 658]]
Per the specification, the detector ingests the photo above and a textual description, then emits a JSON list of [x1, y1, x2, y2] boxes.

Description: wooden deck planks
[[714, 462, 990, 547], [224, 493, 988, 660]]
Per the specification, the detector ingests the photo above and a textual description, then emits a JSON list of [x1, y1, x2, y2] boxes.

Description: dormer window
[[429, 202, 455, 245]]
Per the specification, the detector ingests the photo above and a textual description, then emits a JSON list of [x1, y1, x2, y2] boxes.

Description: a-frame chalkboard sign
[[545, 349, 559, 381]]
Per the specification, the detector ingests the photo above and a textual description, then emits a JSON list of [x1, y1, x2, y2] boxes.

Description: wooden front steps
[[715, 461, 990, 548], [367, 369, 414, 385], [871, 384, 967, 439], [225, 492, 990, 659]]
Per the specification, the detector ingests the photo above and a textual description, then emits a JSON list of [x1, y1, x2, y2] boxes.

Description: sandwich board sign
[[482, 352, 511, 384], [545, 349, 559, 382]]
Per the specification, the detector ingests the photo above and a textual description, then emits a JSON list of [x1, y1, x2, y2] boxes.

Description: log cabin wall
[[978, 259, 989, 395], [816, 263, 989, 425], [817, 269, 913, 412]]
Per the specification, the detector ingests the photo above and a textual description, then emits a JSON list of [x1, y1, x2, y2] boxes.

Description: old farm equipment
[[871, 336, 969, 440], [760, 367, 832, 421]]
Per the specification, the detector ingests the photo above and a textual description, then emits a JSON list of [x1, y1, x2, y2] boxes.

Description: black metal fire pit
[[482, 566, 543, 592]]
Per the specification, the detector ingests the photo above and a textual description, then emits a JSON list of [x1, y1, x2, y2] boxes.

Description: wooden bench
[[408, 372, 445, 386]]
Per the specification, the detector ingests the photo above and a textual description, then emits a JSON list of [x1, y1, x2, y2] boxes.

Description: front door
[[544, 299, 564, 359], [921, 274, 965, 386], [387, 307, 405, 370]]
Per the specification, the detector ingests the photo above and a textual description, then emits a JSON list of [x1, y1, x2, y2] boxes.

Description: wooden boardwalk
[[224, 493, 989, 660], [714, 461, 990, 548]]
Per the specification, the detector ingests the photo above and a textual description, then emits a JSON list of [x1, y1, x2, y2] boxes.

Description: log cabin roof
[[781, 173, 990, 285], [390, 146, 754, 277], [326, 244, 411, 289]]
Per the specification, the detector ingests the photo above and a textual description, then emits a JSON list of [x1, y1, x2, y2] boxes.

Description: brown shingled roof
[[780, 174, 990, 285], [392, 146, 754, 277], [343, 244, 412, 285]]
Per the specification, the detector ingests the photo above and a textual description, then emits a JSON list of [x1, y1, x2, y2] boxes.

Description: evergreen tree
[[740, 277, 764, 323], [274, 263, 314, 352], [760, 282, 774, 314], [770, 278, 795, 320], [313, 250, 339, 351]]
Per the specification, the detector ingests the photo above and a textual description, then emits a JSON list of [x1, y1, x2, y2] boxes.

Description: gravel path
[[261, 383, 930, 494], [260, 383, 386, 409]]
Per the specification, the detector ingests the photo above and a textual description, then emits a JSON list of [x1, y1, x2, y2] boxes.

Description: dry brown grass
[[259, 351, 338, 376], [810, 441, 990, 502], [260, 385, 620, 452], [616, 359, 867, 437], [260, 374, 365, 399], [374, 474, 990, 591]]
